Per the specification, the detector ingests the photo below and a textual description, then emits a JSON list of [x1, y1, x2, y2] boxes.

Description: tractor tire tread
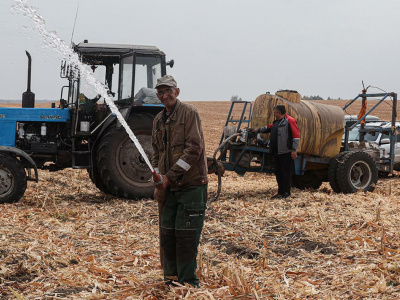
[[0, 154, 27, 204], [328, 151, 347, 193], [96, 113, 155, 199], [336, 151, 378, 194]]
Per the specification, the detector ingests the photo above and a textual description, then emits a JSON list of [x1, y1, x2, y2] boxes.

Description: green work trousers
[[160, 185, 207, 287]]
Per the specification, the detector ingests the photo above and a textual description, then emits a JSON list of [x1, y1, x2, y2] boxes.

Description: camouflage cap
[[155, 75, 177, 88]]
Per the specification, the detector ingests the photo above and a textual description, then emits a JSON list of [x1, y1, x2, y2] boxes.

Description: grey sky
[[1, 0, 400, 101]]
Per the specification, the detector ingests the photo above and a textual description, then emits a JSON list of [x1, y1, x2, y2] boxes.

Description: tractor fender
[[0, 146, 39, 182], [93, 105, 162, 151]]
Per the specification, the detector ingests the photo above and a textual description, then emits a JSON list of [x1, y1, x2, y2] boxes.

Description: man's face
[[273, 109, 284, 120], [156, 85, 180, 112]]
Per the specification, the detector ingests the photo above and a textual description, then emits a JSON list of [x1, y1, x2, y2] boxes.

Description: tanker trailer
[[211, 90, 382, 197]]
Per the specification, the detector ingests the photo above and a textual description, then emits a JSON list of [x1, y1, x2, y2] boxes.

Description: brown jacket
[[152, 99, 208, 191]]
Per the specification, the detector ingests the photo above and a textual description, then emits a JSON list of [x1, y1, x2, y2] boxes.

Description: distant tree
[[327, 97, 331, 100], [230, 95, 243, 102], [302, 95, 324, 100]]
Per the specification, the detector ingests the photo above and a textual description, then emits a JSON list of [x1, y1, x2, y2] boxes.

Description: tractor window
[[120, 55, 134, 100], [80, 65, 108, 101], [72, 80, 79, 105], [134, 55, 162, 96]]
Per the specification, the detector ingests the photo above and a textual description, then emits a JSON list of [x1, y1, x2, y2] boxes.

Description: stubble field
[[1, 99, 400, 299]]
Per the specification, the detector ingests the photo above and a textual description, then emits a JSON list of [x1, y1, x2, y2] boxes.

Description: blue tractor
[[0, 41, 174, 203]]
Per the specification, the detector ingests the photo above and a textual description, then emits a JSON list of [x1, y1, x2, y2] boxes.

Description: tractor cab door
[[118, 52, 165, 105]]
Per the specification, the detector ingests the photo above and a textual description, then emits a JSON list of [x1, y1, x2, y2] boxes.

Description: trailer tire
[[328, 152, 347, 193], [0, 154, 27, 204], [97, 113, 154, 199], [292, 171, 322, 190], [336, 151, 378, 193]]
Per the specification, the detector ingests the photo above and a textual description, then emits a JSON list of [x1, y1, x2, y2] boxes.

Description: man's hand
[[252, 128, 258, 133], [161, 175, 170, 189], [154, 188, 166, 206], [291, 151, 298, 159]]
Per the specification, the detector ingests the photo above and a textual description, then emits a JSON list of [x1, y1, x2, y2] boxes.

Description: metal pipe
[[25, 51, 32, 92], [389, 93, 398, 173], [22, 51, 35, 108]]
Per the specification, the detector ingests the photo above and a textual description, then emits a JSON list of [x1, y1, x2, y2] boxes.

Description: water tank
[[251, 90, 344, 158]]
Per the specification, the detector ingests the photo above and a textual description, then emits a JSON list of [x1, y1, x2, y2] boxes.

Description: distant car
[[343, 115, 382, 142], [344, 114, 381, 126], [346, 121, 400, 170]]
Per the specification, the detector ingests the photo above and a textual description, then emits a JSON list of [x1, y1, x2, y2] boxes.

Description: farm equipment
[[0, 41, 175, 203], [210, 89, 398, 196]]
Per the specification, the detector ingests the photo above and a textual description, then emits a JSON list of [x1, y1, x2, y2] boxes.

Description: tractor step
[[71, 138, 92, 169], [72, 150, 91, 154]]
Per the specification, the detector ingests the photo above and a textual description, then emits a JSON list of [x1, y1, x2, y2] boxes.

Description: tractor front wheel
[[97, 113, 154, 199], [0, 154, 27, 204]]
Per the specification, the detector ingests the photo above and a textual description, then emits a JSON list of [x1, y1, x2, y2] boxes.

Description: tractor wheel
[[0, 154, 27, 204], [87, 167, 110, 194], [97, 113, 154, 199], [292, 171, 322, 190], [328, 152, 347, 193], [336, 151, 378, 193]]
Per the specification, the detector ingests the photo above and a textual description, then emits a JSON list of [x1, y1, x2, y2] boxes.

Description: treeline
[[302, 96, 343, 100]]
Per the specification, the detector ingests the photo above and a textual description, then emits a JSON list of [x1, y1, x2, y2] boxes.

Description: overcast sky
[[1, 0, 400, 101]]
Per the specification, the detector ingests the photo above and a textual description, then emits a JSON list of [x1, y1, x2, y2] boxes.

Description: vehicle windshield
[[79, 65, 119, 101], [363, 131, 381, 142], [120, 55, 134, 100], [134, 55, 162, 96], [347, 127, 360, 141], [346, 126, 383, 142], [119, 54, 162, 101]]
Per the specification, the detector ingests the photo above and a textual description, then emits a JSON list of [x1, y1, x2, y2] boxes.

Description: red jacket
[[259, 114, 300, 155]]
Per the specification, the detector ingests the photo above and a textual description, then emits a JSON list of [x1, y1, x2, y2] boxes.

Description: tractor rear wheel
[[328, 152, 347, 193], [97, 113, 154, 199], [87, 167, 110, 194], [292, 171, 322, 190], [0, 154, 27, 204], [336, 151, 378, 193]]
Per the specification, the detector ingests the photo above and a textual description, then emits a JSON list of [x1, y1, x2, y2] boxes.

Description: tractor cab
[[60, 41, 172, 135]]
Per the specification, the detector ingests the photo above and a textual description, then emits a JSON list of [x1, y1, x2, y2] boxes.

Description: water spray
[[12, 0, 156, 176]]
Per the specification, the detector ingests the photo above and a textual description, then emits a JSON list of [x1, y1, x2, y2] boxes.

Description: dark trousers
[[160, 185, 207, 287], [273, 152, 293, 195]]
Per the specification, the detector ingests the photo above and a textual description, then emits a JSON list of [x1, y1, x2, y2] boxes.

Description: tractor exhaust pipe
[[22, 51, 35, 108]]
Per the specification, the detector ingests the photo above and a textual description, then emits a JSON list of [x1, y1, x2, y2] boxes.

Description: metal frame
[[219, 101, 252, 145], [218, 101, 277, 175], [343, 92, 398, 173]]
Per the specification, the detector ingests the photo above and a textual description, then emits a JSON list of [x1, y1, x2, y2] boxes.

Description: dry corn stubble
[[0, 100, 400, 299]]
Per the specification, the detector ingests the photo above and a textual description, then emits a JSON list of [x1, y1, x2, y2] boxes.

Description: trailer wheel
[[0, 154, 27, 204], [97, 113, 154, 199], [292, 171, 322, 190], [336, 151, 378, 193], [328, 152, 347, 193]]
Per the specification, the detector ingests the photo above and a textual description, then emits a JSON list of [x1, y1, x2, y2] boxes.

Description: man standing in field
[[253, 104, 300, 199], [151, 75, 208, 287]]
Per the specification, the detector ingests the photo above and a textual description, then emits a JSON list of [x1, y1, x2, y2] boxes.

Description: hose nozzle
[[151, 170, 163, 186]]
